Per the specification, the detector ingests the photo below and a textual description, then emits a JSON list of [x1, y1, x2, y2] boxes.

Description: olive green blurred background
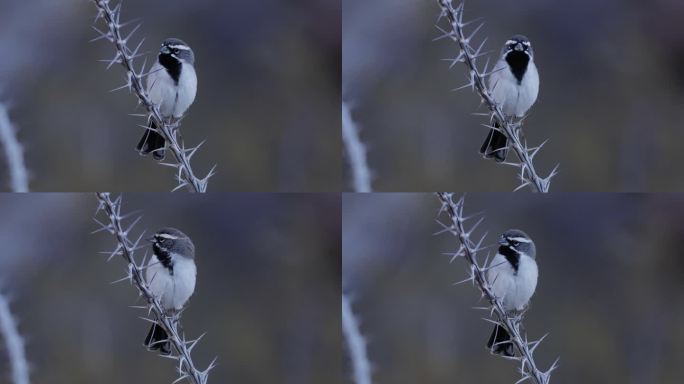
[[0, 193, 341, 383], [343, 193, 684, 383], [0, 0, 340, 191], [343, 0, 684, 191]]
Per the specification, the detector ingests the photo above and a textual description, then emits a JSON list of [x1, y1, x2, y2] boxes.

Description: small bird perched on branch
[[480, 35, 539, 162], [144, 227, 197, 355], [137, 38, 198, 160], [486, 229, 538, 356]]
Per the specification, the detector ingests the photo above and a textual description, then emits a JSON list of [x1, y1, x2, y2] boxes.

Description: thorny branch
[[435, 1, 558, 192], [436, 193, 559, 384], [94, 193, 216, 384], [91, 0, 216, 192]]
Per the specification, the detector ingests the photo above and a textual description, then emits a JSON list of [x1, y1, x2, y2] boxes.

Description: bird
[[143, 227, 197, 355], [485, 229, 538, 357], [137, 38, 198, 160], [480, 35, 539, 162]]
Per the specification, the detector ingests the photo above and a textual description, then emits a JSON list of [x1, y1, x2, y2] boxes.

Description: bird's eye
[[511, 241, 519, 247]]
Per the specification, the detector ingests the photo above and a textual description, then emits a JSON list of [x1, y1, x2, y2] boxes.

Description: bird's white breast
[[174, 64, 197, 118], [486, 253, 538, 311], [146, 254, 197, 311], [146, 62, 197, 119], [488, 59, 539, 117]]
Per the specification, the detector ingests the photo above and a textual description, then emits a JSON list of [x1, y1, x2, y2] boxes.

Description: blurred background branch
[[0, 103, 29, 192], [435, 1, 557, 192], [342, 294, 372, 384], [0, 292, 30, 384], [436, 193, 558, 384], [342, 102, 371, 192], [91, 0, 215, 192], [94, 193, 215, 384]]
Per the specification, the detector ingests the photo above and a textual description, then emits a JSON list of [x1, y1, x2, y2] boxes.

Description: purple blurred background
[[344, 193, 684, 383], [0, 0, 340, 191], [0, 193, 341, 383], [343, 0, 684, 191]]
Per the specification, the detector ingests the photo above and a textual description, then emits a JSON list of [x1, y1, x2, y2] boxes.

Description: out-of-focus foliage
[[343, 193, 684, 383], [0, 193, 341, 384], [0, 0, 340, 191], [343, 0, 684, 191]]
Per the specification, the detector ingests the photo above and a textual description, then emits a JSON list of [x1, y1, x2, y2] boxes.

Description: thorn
[[111, 273, 132, 285], [472, 37, 489, 58], [104, 52, 122, 70], [186, 333, 206, 353], [527, 139, 548, 160], [129, 38, 147, 60], [433, 25, 455, 42], [467, 216, 485, 234], [528, 333, 548, 355], [461, 16, 484, 28], [90, 26, 112, 42], [123, 215, 142, 235], [106, 245, 123, 262], [184, 140, 206, 160], [452, 273, 475, 286], [109, 80, 132, 93], [514, 181, 532, 192], [122, 22, 141, 43], [481, 317, 501, 326], [447, 246, 465, 263], [466, 22, 485, 43], [452, 80, 475, 92], [172, 182, 188, 192]]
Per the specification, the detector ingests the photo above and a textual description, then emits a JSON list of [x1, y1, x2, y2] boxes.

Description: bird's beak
[[498, 236, 507, 245], [160, 46, 171, 54], [514, 43, 523, 51], [146, 236, 156, 243]]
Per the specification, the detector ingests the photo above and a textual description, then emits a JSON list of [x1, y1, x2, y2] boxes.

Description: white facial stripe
[[505, 40, 531, 48], [168, 44, 190, 50], [508, 237, 531, 243], [157, 233, 179, 240]]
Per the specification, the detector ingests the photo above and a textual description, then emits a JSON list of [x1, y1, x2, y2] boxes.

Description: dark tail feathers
[[136, 120, 166, 160], [487, 324, 514, 356], [480, 123, 508, 162], [144, 322, 171, 355]]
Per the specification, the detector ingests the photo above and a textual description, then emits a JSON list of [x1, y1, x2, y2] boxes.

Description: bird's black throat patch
[[159, 53, 181, 84], [498, 245, 520, 272], [505, 51, 529, 84], [153, 243, 174, 274]]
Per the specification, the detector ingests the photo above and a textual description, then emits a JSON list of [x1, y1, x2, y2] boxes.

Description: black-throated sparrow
[[137, 38, 198, 160], [480, 35, 539, 162], [485, 229, 538, 357], [144, 227, 197, 355]]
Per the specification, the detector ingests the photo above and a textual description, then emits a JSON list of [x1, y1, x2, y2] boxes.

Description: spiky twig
[[0, 103, 29, 192], [94, 193, 216, 384], [342, 294, 372, 384], [436, 193, 559, 384], [435, 1, 558, 192], [91, 0, 216, 192], [0, 293, 30, 384], [342, 102, 372, 192]]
